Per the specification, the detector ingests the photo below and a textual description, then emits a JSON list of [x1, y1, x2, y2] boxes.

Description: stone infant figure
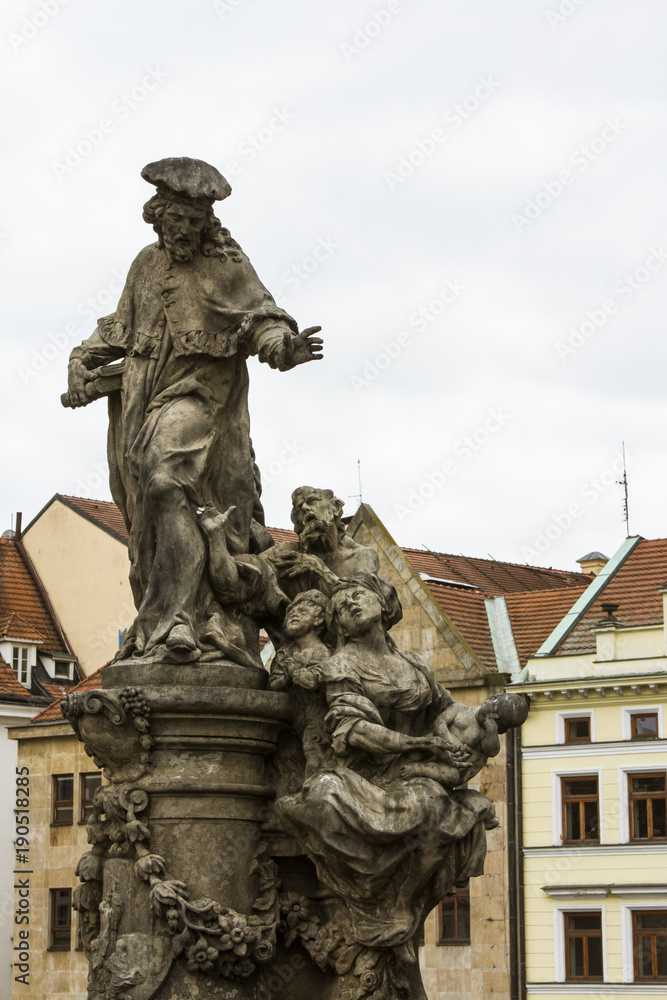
[[400, 692, 528, 829], [267, 590, 334, 776]]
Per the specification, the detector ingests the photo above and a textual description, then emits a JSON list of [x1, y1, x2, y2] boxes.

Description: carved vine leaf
[[77, 767, 282, 985], [73, 880, 103, 913], [86, 783, 151, 858], [132, 842, 281, 983], [76, 851, 104, 882]]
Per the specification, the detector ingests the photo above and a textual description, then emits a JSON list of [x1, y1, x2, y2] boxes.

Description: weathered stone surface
[[64, 156, 323, 671], [61, 157, 527, 999]]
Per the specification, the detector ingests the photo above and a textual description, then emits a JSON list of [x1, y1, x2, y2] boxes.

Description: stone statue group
[[63, 158, 527, 999]]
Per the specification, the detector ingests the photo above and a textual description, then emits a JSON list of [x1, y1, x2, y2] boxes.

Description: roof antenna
[[349, 459, 363, 507], [616, 441, 630, 537]]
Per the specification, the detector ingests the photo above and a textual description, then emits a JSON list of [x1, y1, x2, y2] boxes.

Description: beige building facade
[[22, 495, 133, 675]]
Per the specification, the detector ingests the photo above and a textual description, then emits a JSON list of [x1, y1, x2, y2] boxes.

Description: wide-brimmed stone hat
[[141, 157, 232, 205]]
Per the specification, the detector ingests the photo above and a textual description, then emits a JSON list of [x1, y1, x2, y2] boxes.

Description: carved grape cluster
[[119, 687, 150, 719]]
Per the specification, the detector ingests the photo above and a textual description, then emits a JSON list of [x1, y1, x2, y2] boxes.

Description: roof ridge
[[54, 494, 129, 546], [400, 545, 589, 579], [534, 536, 643, 658]]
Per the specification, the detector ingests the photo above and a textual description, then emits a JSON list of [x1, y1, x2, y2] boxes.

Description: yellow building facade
[[513, 535, 667, 997]]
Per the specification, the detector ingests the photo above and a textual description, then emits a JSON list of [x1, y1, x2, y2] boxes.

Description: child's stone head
[[480, 693, 529, 733], [283, 590, 328, 638]]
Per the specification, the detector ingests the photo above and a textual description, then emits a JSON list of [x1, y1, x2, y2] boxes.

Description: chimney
[[659, 583, 667, 657], [594, 601, 622, 661], [577, 551, 609, 576]]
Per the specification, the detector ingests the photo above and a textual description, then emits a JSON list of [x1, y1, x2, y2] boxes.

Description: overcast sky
[[2, 0, 666, 574]]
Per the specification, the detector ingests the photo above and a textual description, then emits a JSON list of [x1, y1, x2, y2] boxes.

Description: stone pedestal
[[63, 659, 432, 999], [64, 661, 293, 999]]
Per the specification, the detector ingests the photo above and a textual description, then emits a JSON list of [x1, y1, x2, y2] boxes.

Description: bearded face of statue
[[160, 201, 208, 262], [293, 489, 343, 553]]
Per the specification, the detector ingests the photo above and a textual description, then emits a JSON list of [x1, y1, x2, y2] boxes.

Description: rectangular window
[[564, 911, 603, 980], [633, 910, 667, 980], [52, 774, 74, 825], [437, 890, 470, 945], [629, 773, 667, 840], [562, 776, 599, 843], [49, 888, 72, 950], [631, 713, 659, 740], [54, 660, 71, 679], [565, 717, 591, 743], [11, 646, 29, 685], [80, 773, 102, 823]]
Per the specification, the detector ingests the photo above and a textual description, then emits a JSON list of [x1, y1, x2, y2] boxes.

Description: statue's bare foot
[[198, 504, 236, 538], [165, 623, 197, 652]]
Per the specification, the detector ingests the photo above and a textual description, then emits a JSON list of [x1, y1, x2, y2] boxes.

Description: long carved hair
[[142, 193, 244, 261]]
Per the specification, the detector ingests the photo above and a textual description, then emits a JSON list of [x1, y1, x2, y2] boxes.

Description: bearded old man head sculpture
[[290, 487, 346, 554]]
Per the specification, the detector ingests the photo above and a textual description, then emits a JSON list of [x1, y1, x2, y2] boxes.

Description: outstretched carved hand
[[67, 359, 94, 408], [284, 327, 324, 367]]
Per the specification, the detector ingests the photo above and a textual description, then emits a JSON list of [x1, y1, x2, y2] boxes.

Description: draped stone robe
[[72, 240, 301, 660], [275, 646, 488, 949]]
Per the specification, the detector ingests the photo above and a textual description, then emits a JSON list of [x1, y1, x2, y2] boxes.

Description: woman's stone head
[[327, 573, 402, 641]]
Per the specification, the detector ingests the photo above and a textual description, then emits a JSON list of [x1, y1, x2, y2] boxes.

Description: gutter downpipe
[[507, 725, 526, 1000]]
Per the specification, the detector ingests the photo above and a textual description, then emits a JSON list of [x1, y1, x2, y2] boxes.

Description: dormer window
[[11, 646, 30, 686], [54, 660, 72, 680]]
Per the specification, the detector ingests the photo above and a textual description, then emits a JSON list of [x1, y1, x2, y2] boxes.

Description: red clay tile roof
[[40, 680, 77, 702], [0, 612, 46, 642], [57, 495, 129, 543], [555, 537, 667, 656], [425, 582, 498, 671], [0, 651, 36, 701], [31, 667, 104, 724], [0, 537, 67, 652], [45, 498, 588, 602], [404, 547, 590, 597], [267, 527, 298, 544], [505, 586, 589, 666]]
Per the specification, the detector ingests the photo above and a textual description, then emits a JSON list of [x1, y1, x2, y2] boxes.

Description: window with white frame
[[622, 705, 663, 741], [556, 710, 594, 745], [554, 906, 606, 983], [552, 769, 604, 846], [621, 903, 667, 983], [619, 765, 667, 843], [11, 645, 30, 686]]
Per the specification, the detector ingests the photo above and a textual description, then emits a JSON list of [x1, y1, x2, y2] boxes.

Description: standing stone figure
[[61, 157, 528, 1000], [64, 157, 322, 665]]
